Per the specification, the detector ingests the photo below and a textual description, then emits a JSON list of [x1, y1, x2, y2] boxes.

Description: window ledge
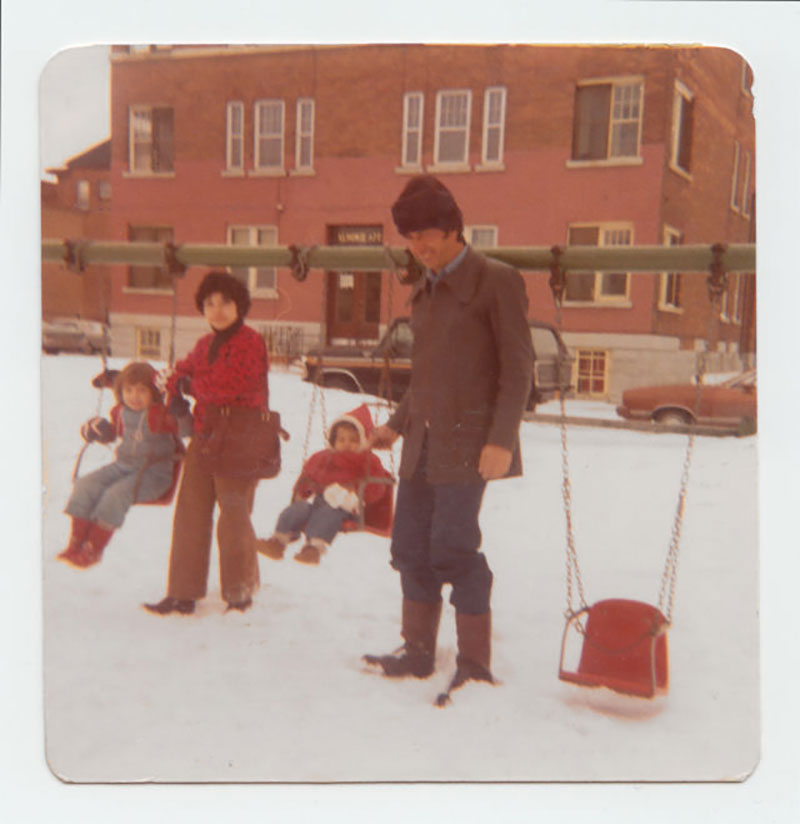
[[221, 169, 245, 178], [668, 163, 693, 182], [563, 301, 633, 309], [248, 168, 287, 178], [122, 171, 176, 179], [252, 289, 280, 300], [566, 157, 644, 169], [474, 162, 506, 173], [657, 304, 684, 314], [289, 168, 316, 177], [426, 163, 472, 174], [395, 165, 425, 175], [122, 287, 175, 296]]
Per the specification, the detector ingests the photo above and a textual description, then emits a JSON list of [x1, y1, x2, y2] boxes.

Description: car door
[[530, 323, 573, 397]]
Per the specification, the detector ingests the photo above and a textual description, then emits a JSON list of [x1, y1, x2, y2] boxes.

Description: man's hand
[[370, 424, 400, 449], [478, 444, 512, 480]]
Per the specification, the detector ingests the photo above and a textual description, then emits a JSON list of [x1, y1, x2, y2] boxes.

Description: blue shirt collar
[[426, 244, 469, 288]]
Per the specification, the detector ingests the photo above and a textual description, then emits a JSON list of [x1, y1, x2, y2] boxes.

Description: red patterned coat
[[167, 324, 268, 434]]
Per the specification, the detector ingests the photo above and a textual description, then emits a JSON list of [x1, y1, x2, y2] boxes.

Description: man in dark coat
[[365, 175, 534, 701]]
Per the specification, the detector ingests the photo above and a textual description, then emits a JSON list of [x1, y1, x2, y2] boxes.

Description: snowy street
[[41, 355, 759, 783]]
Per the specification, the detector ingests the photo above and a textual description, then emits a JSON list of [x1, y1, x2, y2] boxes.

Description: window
[[670, 81, 694, 175], [481, 86, 506, 166], [659, 226, 683, 311], [575, 349, 608, 397], [730, 142, 742, 211], [467, 225, 498, 247], [136, 327, 162, 359], [228, 225, 279, 295], [434, 90, 472, 166], [76, 180, 90, 210], [401, 92, 424, 168], [731, 142, 752, 215], [565, 223, 633, 303], [97, 180, 112, 201], [129, 105, 174, 173], [295, 98, 315, 171], [226, 101, 244, 172], [740, 149, 752, 217], [254, 100, 284, 171], [127, 226, 174, 290], [571, 79, 643, 162]]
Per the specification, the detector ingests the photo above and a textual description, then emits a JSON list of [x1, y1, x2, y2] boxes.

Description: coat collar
[[410, 246, 485, 305]]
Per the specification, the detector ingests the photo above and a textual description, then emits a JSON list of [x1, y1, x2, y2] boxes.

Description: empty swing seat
[[559, 598, 670, 698]]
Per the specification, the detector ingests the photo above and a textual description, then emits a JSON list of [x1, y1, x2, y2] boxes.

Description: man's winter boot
[[363, 598, 442, 678], [56, 517, 92, 566], [436, 611, 494, 705], [142, 596, 196, 616]]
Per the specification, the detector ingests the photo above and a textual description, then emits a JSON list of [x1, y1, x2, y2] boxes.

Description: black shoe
[[363, 644, 434, 679], [225, 597, 252, 613], [143, 596, 195, 616]]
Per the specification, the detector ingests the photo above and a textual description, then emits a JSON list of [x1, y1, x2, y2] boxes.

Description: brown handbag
[[197, 404, 285, 479]]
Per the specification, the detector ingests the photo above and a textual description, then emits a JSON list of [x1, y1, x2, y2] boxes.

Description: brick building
[[57, 44, 757, 400]]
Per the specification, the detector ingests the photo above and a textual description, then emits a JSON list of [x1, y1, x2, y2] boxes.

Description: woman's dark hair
[[391, 175, 464, 241], [113, 361, 162, 405], [194, 270, 252, 318]]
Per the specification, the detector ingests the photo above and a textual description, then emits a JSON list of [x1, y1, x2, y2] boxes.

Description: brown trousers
[[166, 438, 260, 603]]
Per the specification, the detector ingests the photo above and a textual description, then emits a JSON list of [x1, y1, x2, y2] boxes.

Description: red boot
[[56, 517, 92, 566], [66, 523, 115, 569]]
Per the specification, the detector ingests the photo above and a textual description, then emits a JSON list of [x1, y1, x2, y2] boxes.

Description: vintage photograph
[[39, 42, 759, 784]]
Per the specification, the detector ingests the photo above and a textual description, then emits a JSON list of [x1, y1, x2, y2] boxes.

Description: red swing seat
[[341, 476, 395, 537], [558, 598, 670, 699]]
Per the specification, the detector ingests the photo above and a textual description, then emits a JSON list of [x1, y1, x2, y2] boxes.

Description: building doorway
[[326, 225, 383, 343]]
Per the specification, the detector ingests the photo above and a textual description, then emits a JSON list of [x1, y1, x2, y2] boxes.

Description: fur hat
[[328, 404, 374, 450], [391, 175, 464, 238], [113, 361, 162, 405], [194, 270, 252, 318]]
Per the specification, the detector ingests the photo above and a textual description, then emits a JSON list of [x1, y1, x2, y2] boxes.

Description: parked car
[[301, 316, 573, 410], [616, 369, 757, 431], [42, 318, 110, 355]]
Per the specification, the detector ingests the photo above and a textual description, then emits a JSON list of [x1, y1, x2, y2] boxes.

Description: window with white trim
[[228, 225, 279, 295], [740, 149, 752, 217], [401, 92, 424, 168], [670, 81, 694, 175], [76, 180, 90, 210], [482, 86, 506, 165], [575, 349, 609, 397], [434, 90, 472, 166], [226, 101, 244, 172], [731, 142, 743, 211], [467, 225, 498, 248], [254, 100, 285, 171], [296, 98, 315, 171], [571, 79, 643, 161], [565, 223, 633, 303], [136, 327, 162, 359], [659, 226, 683, 311], [129, 105, 174, 173]]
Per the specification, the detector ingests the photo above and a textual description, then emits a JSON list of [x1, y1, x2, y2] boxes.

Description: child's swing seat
[[558, 598, 670, 699], [341, 476, 395, 538], [135, 439, 185, 507]]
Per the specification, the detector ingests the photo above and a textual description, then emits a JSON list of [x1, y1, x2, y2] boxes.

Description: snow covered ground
[[40, 355, 759, 784]]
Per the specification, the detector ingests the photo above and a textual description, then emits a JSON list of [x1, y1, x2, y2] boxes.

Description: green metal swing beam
[[42, 239, 755, 274]]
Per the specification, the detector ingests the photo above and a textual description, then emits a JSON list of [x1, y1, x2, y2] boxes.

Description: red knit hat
[[328, 403, 374, 450]]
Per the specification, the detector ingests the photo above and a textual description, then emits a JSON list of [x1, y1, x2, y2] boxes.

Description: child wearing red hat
[[258, 404, 392, 565]]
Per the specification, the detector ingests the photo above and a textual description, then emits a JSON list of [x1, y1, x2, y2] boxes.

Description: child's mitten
[[323, 483, 360, 514], [80, 416, 115, 443]]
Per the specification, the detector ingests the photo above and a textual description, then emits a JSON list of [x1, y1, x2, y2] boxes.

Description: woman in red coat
[[144, 271, 268, 616]]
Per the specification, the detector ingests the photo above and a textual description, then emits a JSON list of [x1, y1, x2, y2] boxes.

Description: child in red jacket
[[58, 362, 184, 569], [258, 404, 392, 565]]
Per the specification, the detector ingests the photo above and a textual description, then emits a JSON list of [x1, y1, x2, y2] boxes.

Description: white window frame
[[76, 179, 90, 211], [466, 225, 498, 248], [574, 349, 610, 399], [730, 141, 742, 212], [433, 89, 472, 170], [227, 224, 279, 297], [669, 80, 694, 179], [480, 86, 507, 168], [569, 76, 644, 167], [253, 99, 285, 174], [659, 225, 684, 313], [127, 104, 174, 176], [740, 149, 752, 218], [136, 327, 162, 359], [226, 101, 244, 174], [401, 92, 425, 169], [564, 222, 634, 305], [294, 98, 315, 173]]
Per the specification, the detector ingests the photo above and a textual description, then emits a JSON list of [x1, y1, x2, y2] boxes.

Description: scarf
[[207, 317, 244, 364]]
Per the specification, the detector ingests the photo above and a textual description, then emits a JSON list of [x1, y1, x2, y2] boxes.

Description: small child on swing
[[257, 403, 392, 565], [57, 362, 188, 569]]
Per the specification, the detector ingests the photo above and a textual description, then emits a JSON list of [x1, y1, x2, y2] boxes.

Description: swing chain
[[289, 244, 316, 283], [63, 239, 88, 273]]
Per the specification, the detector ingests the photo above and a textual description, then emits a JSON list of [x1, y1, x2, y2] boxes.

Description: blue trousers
[[390, 440, 491, 615], [276, 496, 350, 544], [65, 460, 173, 529]]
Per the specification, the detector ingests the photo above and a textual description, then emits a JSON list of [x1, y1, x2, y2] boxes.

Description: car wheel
[[654, 409, 692, 426], [324, 374, 357, 393]]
